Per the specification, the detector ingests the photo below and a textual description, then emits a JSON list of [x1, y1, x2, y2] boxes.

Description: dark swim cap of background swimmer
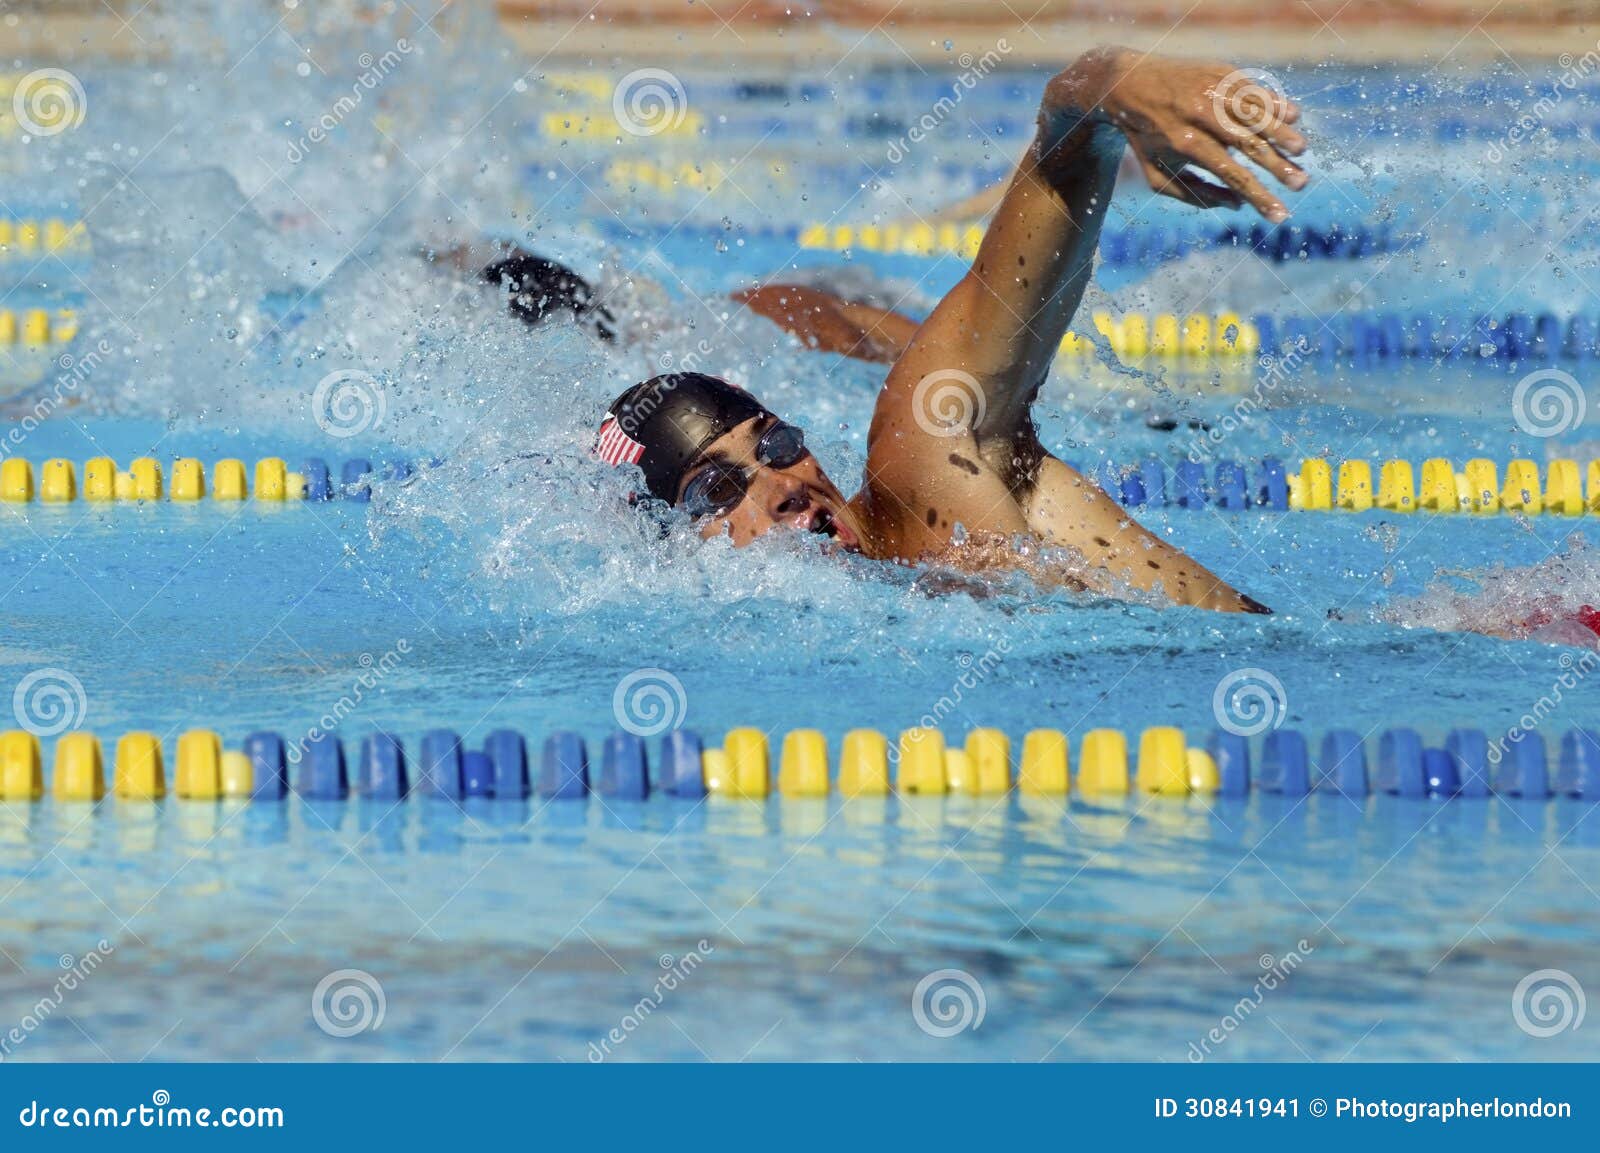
[[596, 373, 771, 503], [481, 251, 618, 342]]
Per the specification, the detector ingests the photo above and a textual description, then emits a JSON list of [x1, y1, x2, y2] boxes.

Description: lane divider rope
[[0, 723, 1592, 803], [1, 455, 1592, 518], [0, 218, 88, 261], [0, 456, 407, 504], [0, 308, 77, 346], [793, 221, 1414, 266], [1084, 456, 1600, 516]]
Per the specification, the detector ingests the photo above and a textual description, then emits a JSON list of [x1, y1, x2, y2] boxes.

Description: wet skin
[[685, 48, 1307, 613]]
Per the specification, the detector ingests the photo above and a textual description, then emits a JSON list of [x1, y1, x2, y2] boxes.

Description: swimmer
[[597, 49, 1306, 612], [472, 246, 920, 363]]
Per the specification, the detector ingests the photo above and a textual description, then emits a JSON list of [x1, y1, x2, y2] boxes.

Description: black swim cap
[[482, 251, 617, 342], [596, 373, 770, 503]]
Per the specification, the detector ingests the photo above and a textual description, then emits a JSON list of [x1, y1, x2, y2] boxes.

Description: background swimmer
[[460, 242, 922, 363]]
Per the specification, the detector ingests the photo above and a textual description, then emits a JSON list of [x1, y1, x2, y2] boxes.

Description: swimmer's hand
[[1044, 48, 1308, 223]]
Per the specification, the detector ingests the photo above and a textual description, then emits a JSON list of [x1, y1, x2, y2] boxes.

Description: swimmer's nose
[[768, 473, 812, 520]]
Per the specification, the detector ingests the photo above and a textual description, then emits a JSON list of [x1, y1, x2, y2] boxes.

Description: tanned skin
[[682, 49, 1307, 613]]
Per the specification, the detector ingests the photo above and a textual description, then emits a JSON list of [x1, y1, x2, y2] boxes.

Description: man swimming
[[596, 48, 1307, 613]]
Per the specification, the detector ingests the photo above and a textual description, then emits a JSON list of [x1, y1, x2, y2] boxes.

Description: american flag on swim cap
[[595, 415, 645, 467]]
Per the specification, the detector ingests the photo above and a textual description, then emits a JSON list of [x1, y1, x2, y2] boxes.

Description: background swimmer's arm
[[732, 284, 919, 364]]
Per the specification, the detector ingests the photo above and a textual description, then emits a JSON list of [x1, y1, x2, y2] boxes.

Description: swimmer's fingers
[[1136, 153, 1242, 211], [1205, 73, 1307, 153], [1177, 135, 1290, 222], [1227, 129, 1309, 192]]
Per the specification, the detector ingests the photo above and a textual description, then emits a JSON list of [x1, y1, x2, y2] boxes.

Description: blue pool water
[[4, 3, 1600, 1060]]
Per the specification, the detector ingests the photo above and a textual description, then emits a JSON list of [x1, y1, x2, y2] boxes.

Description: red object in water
[[1577, 605, 1600, 638]]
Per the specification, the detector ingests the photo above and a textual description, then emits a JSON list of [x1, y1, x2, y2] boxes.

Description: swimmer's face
[[677, 415, 860, 550]]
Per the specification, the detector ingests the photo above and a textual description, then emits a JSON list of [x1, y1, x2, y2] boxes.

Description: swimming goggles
[[679, 422, 809, 519]]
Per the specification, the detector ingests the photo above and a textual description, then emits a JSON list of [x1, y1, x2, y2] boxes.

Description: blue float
[[1535, 313, 1560, 359], [1319, 729, 1368, 796], [1470, 315, 1504, 359], [600, 732, 651, 801], [1139, 459, 1167, 507], [1431, 312, 1464, 359], [1118, 469, 1147, 508], [1565, 316, 1596, 360], [1377, 728, 1426, 798], [420, 729, 464, 800], [302, 458, 332, 501], [384, 460, 413, 483], [1283, 316, 1313, 360], [1502, 313, 1533, 359], [1252, 314, 1277, 357], [1445, 729, 1490, 798], [1495, 733, 1550, 798], [1422, 748, 1460, 798], [483, 729, 530, 800], [244, 731, 288, 800], [1556, 729, 1600, 797], [1401, 313, 1429, 358], [462, 751, 495, 798], [1376, 313, 1404, 359], [1205, 731, 1250, 797], [1259, 730, 1311, 795], [341, 458, 372, 502], [539, 731, 590, 799], [297, 734, 348, 800], [1256, 458, 1289, 510], [1214, 461, 1249, 510], [1174, 461, 1208, 508], [660, 730, 707, 798], [358, 731, 409, 799]]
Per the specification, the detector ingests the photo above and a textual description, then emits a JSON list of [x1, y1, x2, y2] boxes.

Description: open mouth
[[807, 506, 859, 549]]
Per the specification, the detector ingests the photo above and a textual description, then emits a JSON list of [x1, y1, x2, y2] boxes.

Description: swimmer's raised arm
[[879, 48, 1307, 436], [854, 50, 1306, 611]]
